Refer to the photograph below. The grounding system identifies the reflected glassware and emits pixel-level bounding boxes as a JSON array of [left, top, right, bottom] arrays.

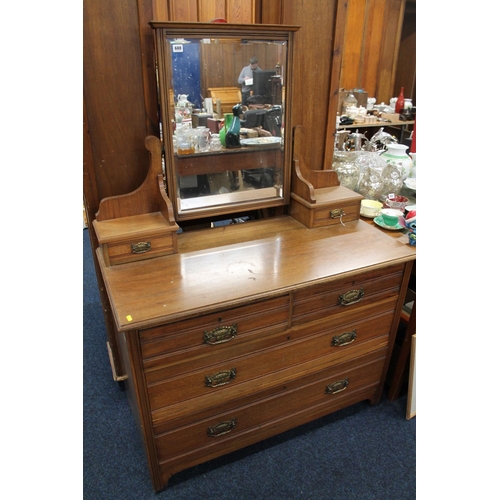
[[357, 167, 384, 200], [381, 160, 403, 197], [175, 124, 195, 155], [210, 134, 222, 151], [196, 126, 210, 153]]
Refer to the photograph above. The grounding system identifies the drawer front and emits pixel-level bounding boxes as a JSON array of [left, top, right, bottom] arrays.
[[105, 233, 176, 266], [154, 349, 386, 463], [140, 295, 290, 363], [292, 264, 405, 325], [146, 303, 394, 412], [311, 201, 360, 228]]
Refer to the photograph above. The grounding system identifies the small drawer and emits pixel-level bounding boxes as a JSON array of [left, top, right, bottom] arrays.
[[309, 200, 361, 228], [292, 264, 405, 325], [290, 186, 363, 228], [103, 232, 177, 266], [93, 212, 179, 266], [154, 349, 386, 463]]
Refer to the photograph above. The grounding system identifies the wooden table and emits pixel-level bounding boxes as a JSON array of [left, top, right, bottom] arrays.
[[175, 143, 283, 176]]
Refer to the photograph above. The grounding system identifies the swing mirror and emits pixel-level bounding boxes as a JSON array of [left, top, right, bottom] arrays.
[[150, 21, 299, 221]]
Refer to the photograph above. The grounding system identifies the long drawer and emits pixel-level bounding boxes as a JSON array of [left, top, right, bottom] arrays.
[[155, 349, 386, 478], [146, 299, 395, 415], [143, 295, 397, 384]]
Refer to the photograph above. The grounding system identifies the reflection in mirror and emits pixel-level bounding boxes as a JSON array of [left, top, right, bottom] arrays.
[[151, 23, 299, 221], [172, 38, 286, 214]]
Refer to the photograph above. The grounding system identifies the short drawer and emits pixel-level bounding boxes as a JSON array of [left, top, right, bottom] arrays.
[[154, 349, 386, 463], [309, 200, 361, 228], [104, 232, 176, 266], [290, 186, 363, 229], [146, 304, 394, 412], [292, 263, 405, 325], [93, 212, 179, 266], [140, 295, 290, 365]]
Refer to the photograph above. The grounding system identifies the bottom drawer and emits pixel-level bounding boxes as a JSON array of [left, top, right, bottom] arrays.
[[155, 348, 386, 466]]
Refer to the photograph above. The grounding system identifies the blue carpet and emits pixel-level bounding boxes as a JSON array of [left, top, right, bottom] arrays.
[[83, 228, 416, 499]]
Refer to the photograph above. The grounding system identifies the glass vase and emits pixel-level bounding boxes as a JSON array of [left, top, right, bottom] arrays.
[[357, 167, 384, 200]]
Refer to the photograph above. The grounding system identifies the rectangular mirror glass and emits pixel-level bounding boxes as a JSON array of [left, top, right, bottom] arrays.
[[150, 22, 299, 221]]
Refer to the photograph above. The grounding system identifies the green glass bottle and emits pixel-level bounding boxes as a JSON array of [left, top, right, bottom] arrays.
[[219, 113, 233, 148], [225, 104, 242, 148]]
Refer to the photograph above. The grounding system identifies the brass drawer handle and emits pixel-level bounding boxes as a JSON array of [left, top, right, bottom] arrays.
[[325, 378, 349, 395], [205, 368, 237, 388], [131, 241, 151, 254], [203, 324, 237, 345], [338, 288, 364, 306], [207, 418, 237, 437], [331, 329, 357, 347], [330, 208, 346, 226]]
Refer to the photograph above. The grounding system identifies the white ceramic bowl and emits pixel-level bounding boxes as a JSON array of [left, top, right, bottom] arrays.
[[360, 199, 383, 217], [404, 178, 416, 190]]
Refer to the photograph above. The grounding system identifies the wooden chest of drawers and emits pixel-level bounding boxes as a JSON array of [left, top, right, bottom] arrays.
[[98, 216, 415, 492]]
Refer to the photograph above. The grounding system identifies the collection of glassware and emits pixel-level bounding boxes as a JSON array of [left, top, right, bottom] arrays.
[[332, 128, 416, 202]]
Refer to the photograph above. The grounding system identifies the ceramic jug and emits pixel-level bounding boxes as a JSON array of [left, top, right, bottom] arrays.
[[380, 144, 412, 180], [177, 94, 189, 106]]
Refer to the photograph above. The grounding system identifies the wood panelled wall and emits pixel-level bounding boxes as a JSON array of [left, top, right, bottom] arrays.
[[199, 42, 286, 95], [83, 0, 412, 378]]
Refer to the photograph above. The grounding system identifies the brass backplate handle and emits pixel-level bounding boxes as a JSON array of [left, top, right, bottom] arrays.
[[331, 329, 357, 347], [325, 378, 349, 395], [205, 368, 237, 388], [330, 208, 346, 226], [207, 418, 237, 437], [203, 324, 237, 345], [131, 241, 151, 254], [338, 288, 364, 306]]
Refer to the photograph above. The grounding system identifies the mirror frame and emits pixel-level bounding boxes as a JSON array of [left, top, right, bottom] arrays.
[[150, 21, 300, 222]]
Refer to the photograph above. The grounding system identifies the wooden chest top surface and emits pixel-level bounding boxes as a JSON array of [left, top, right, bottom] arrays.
[[96, 216, 415, 331]]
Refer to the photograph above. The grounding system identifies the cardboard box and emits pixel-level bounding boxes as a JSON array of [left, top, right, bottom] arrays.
[[381, 113, 400, 122], [206, 117, 222, 134]]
